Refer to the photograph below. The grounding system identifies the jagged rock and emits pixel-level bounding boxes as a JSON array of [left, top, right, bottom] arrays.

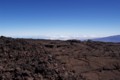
[[0, 37, 120, 80]]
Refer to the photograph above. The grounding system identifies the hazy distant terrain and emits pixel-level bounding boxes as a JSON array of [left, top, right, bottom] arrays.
[[0, 36, 120, 80], [92, 35, 120, 42]]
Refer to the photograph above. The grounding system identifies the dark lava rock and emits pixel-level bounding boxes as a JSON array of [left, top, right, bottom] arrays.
[[0, 36, 120, 80]]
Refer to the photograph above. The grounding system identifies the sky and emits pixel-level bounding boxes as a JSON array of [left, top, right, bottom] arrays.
[[0, 0, 120, 39]]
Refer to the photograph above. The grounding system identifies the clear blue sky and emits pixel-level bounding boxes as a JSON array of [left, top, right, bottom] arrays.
[[0, 0, 120, 39]]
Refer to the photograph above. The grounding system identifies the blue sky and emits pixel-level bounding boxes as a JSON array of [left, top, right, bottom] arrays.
[[0, 0, 120, 39]]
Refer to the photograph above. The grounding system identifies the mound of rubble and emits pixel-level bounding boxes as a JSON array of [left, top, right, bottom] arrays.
[[0, 36, 120, 80]]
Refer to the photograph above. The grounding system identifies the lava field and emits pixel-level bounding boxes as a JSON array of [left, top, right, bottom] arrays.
[[0, 36, 120, 80]]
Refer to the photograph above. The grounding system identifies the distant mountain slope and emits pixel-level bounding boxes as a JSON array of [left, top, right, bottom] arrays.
[[92, 35, 120, 42]]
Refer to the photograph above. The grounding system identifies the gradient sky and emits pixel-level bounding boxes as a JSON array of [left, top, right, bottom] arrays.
[[0, 0, 120, 39]]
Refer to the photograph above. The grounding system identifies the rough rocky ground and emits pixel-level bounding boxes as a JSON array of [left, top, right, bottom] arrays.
[[0, 36, 120, 80]]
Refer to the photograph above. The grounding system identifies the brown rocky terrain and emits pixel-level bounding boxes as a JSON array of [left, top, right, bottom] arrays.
[[0, 36, 120, 80]]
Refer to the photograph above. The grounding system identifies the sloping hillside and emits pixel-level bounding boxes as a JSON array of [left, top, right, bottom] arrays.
[[92, 35, 120, 42], [0, 36, 120, 80]]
